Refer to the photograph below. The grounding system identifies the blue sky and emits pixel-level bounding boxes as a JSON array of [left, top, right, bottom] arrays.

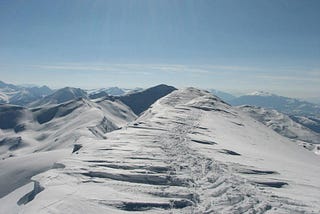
[[0, 0, 319, 98]]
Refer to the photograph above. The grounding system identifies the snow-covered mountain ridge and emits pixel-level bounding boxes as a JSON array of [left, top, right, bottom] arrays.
[[0, 81, 52, 106], [3, 88, 319, 213], [238, 105, 320, 154]]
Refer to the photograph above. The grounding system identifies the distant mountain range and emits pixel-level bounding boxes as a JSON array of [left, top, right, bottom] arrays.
[[0, 83, 176, 159], [0, 81, 52, 106], [28, 87, 88, 107], [207, 89, 320, 118], [239, 105, 320, 154], [1, 80, 319, 119], [87, 87, 126, 97], [0, 81, 320, 213], [229, 91, 320, 117], [207, 89, 236, 102]]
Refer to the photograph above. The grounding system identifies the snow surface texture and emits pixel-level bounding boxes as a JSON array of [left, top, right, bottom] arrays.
[[3, 88, 319, 213]]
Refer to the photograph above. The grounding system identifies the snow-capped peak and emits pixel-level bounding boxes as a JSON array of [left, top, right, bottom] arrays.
[[247, 91, 275, 96]]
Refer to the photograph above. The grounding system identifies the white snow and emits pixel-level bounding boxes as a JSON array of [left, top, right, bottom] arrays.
[[0, 98, 136, 158], [2, 88, 318, 213], [238, 105, 320, 154], [0, 92, 9, 103], [0, 149, 69, 198], [0, 97, 136, 207], [247, 91, 275, 96], [0, 182, 34, 213]]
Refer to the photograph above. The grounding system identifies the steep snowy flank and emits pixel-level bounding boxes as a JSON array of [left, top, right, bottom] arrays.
[[0, 98, 136, 158], [238, 105, 320, 154], [289, 115, 320, 134], [6, 88, 319, 213], [117, 84, 176, 115], [0, 98, 136, 199]]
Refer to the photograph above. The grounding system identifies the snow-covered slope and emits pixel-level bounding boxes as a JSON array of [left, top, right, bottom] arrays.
[[0, 98, 136, 199], [0, 98, 136, 157], [0, 92, 9, 103], [238, 105, 320, 154], [290, 115, 320, 134], [5, 88, 319, 213]]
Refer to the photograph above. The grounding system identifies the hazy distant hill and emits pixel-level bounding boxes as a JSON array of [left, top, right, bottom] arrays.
[[208, 89, 236, 102]]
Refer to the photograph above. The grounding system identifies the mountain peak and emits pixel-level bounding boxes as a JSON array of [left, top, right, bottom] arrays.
[[28, 87, 87, 107], [247, 91, 275, 96], [118, 84, 176, 115]]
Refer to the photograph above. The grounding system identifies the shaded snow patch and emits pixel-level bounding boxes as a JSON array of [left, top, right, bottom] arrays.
[[17, 181, 44, 205]]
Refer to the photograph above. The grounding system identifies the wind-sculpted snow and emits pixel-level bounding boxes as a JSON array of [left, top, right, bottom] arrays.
[[5, 88, 319, 213]]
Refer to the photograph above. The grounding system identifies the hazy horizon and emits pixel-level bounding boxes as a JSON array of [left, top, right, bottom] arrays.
[[3, 79, 320, 105]]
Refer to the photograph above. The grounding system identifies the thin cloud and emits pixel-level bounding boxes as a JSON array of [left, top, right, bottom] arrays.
[[34, 63, 210, 74], [33, 63, 320, 79]]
